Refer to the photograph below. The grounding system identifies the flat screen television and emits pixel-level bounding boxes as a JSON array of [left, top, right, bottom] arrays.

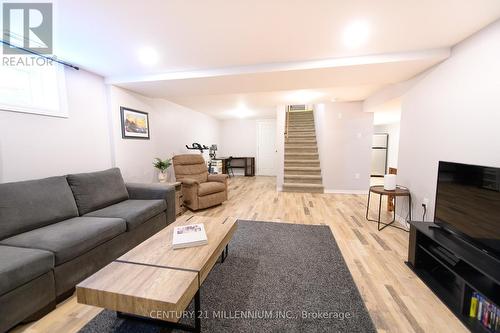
[[435, 161, 500, 259]]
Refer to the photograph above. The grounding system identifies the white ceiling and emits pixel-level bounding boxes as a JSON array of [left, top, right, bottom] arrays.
[[113, 50, 448, 118], [53, 0, 500, 118]]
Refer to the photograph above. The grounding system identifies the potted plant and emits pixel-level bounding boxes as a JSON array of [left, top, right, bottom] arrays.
[[153, 157, 172, 183]]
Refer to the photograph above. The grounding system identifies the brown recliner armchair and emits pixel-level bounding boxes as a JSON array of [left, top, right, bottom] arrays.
[[173, 154, 228, 210]]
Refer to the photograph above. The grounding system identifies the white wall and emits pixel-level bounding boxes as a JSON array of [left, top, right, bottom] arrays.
[[108, 86, 156, 182], [151, 97, 220, 180], [0, 68, 112, 182], [0, 72, 221, 184], [219, 119, 257, 158], [363, 72, 431, 113], [374, 122, 400, 169], [314, 102, 373, 193], [218, 118, 277, 176], [108, 86, 220, 182], [397, 20, 500, 222]]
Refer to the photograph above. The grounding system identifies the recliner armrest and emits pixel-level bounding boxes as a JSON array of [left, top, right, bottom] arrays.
[[125, 183, 176, 223], [179, 178, 200, 186], [207, 174, 228, 183]]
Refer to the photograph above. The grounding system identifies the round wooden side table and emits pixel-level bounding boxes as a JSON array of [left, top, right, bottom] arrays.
[[366, 185, 412, 231]]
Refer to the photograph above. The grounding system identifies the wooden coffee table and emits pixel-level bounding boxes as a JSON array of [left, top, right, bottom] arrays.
[[76, 215, 237, 332]]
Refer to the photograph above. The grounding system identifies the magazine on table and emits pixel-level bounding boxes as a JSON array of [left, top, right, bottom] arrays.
[[172, 223, 208, 249]]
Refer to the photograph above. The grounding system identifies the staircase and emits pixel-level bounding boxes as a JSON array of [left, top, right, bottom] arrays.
[[283, 110, 324, 193]]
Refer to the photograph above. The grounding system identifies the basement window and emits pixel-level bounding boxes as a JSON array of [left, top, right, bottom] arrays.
[[0, 63, 68, 117]]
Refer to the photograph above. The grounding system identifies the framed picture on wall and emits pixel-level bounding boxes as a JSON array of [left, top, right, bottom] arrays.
[[120, 107, 150, 139]]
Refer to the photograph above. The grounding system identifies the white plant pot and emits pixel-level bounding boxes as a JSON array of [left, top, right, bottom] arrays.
[[158, 171, 167, 183]]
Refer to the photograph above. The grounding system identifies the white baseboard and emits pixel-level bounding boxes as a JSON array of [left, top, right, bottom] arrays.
[[276, 188, 368, 195], [324, 189, 369, 195], [395, 214, 411, 228]]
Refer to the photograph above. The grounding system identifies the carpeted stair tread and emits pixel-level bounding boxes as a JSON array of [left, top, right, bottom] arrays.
[[283, 110, 323, 193], [284, 174, 322, 179], [284, 166, 321, 171]]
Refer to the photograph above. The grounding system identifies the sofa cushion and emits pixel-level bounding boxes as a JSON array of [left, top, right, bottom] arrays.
[[0, 176, 79, 240], [0, 217, 126, 265], [67, 168, 129, 215], [84, 199, 166, 231], [0, 245, 54, 295], [198, 182, 226, 196]]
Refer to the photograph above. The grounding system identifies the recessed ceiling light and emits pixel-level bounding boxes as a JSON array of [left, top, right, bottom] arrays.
[[231, 104, 253, 118], [343, 20, 370, 48], [138, 47, 159, 66]]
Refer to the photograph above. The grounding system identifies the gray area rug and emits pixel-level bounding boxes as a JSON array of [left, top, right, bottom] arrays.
[[79, 220, 375, 332]]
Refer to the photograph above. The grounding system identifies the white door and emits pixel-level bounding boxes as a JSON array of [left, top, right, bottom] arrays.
[[256, 120, 277, 176]]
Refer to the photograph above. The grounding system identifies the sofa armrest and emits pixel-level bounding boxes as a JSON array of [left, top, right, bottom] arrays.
[[207, 174, 228, 183], [125, 183, 176, 223]]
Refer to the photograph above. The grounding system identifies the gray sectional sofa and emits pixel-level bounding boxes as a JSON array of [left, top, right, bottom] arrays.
[[0, 168, 176, 332]]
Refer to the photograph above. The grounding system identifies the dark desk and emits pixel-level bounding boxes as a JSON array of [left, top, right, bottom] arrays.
[[213, 157, 255, 176]]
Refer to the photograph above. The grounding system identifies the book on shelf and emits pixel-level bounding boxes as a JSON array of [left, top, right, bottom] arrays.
[[172, 223, 208, 249], [470, 291, 499, 332], [470, 293, 478, 318]]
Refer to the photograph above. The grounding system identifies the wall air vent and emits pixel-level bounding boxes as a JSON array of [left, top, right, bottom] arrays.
[[289, 105, 306, 111]]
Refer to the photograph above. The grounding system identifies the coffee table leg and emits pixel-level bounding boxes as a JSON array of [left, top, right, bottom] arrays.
[[220, 244, 229, 263], [194, 290, 201, 333], [116, 290, 201, 332]]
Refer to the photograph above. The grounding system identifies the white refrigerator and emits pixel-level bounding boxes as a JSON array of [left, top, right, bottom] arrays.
[[371, 134, 388, 177]]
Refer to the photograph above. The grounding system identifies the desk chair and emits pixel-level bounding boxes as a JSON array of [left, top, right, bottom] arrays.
[[226, 156, 235, 177], [207, 159, 215, 174]]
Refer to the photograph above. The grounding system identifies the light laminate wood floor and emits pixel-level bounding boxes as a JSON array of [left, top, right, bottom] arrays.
[[13, 176, 467, 333]]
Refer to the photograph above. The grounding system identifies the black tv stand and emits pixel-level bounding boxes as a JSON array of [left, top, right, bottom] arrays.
[[427, 223, 453, 234], [407, 221, 500, 333]]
